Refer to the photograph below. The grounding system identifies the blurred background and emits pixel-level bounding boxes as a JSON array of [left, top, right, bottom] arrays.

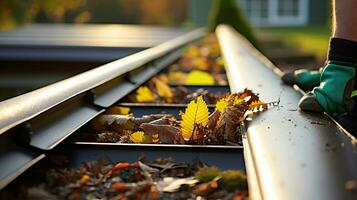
[[0, 0, 330, 100]]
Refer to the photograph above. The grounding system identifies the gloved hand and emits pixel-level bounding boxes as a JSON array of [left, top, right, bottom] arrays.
[[299, 62, 356, 114], [282, 68, 321, 91]]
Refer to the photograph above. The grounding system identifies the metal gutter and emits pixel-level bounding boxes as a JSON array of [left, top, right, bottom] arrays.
[[0, 24, 191, 62], [0, 28, 205, 137], [217, 25, 357, 200], [0, 27, 206, 190]]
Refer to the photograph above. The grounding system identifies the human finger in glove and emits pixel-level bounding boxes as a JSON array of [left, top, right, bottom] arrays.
[[299, 38, 357, 114], [282, 68, 322, 91]]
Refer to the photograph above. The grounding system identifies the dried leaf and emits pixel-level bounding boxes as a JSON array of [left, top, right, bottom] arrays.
[[91, 115, 135, 132], [130, 131, 149, 144], [109, 162, 138, 175], [153, 78, 173, 99], [136, 86, 155, 103], [249, 100, 268, 111], [97, 132, 121, 143], [214, 100, 248, 143], [172, 86, 189, 103], [156, 177, 198, 192], [80, 175, 90, 185], [140, 123, 180, 144], [236, 89, 260, 104], [215, 97, 229, 113], [111, 182, 129, 192], [185, 70, 215, 85], [157, 74, 169, 83], [132, 114, 170, 125], [192, 57, 208, 70], [168, 71, 187, 84], [180, 96, 209, 140], [106, 106, 130, 115], [196, 176, 221, 194], [215, 90, 259, 113], [183, 45, 199, 58], [138, 161, 160, 173], [148, 116, 175, 126]]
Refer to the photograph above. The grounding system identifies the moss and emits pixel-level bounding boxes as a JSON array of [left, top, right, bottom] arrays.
[[208, 0, 260, 50], [219, 170, 247, 191], [194, 167, 220, 183]]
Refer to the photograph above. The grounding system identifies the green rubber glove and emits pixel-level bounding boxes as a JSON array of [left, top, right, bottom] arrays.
[[300, 63, 356, 114], [282, 69, 321, 91], [294, 69, 321, 89]]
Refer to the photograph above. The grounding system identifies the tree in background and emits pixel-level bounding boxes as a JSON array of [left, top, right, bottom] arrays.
[[0, 0, 188, 30], [208, 0, 260, 49], [0, 0, 86, 30]]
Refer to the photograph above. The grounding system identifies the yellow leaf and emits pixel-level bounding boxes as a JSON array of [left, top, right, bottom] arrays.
[[183, 45, 199, 58], [215, 97, 228, 113], [152, 133, 159, 143], [185, 70, 215, 85], [80, 175, 90, 185], [192, 57, 208, 70], [234, 96, 246, 105], [136, 86, 155, 103], [209, 43, 221, 56], [168, 71, 187, 84], [106, 106, 130, 115], [216, 57, 224, 69], [215, 94, 247, 113], [153, 78, 173, 98], [130, 131, 147, 144], [157, 74, 169, 83], [249, 100, 269, 111], [180, 96, 209, 140]]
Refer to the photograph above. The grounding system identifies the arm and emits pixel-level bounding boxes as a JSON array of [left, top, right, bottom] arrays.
[[333, 0, 357, 41]]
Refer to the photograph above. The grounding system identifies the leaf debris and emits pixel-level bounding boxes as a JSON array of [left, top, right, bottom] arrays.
[[86, 89, 273, 145]]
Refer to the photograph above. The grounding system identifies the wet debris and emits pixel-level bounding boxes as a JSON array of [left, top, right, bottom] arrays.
[[310, 121, 326, 125], [1, 157, 249, 200]]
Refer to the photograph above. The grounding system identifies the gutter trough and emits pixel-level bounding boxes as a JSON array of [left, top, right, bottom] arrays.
[[217, 24, 357, 200]]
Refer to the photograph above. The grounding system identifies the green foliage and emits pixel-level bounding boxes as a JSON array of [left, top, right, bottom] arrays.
[[260, 26, 330, 61], [195, 167, 248, 191], [208, 0, 260, 50], [195, 167, 220, 183], [0, 0, 188, 30], [0, 0, 86, 30], [219, 170, 247, 191], [351, 90, 357, 98]]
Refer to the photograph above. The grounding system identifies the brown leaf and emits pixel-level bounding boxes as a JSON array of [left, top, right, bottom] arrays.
[[106, 106, 130, 115], [132, 114, 170, 125], [91, 115, 136, 132], [97, 132, 121, 143], [148, 116, 175, 126], [111, 182, 129, 192], [79, 175, 90, 185], [196, 177, 220, 195], [140, 123, 180, 144], [214, 99, 248, 143], [237, 89, 259, 104], [207, 110, 221, 130], [172, 86, 188, 103], [138, 161, 160, 173], [109, 162, 138, 175]]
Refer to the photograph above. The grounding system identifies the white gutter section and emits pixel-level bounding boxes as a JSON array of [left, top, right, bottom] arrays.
[[217, 24, 357, 200]]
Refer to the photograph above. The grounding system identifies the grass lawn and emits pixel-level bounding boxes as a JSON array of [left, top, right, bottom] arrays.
[[259, 26, 331, 61]]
